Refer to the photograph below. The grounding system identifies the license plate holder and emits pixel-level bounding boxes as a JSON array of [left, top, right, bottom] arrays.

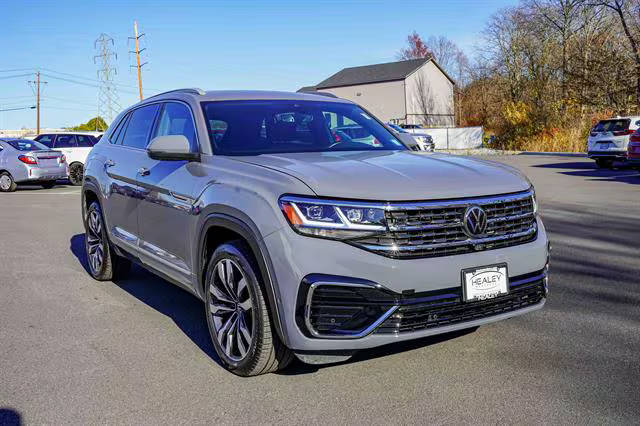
[[461, 263, 509, 303]]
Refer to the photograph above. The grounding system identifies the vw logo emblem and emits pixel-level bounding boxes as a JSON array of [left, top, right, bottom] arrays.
[[463, 205, 488, 237]]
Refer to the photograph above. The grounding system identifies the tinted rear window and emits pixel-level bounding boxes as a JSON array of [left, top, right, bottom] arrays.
[[593, 119, 630, 132], [5, 140, 49, 151]]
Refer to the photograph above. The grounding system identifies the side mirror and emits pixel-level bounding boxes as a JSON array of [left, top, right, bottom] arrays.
[[147, 135, 200, 161]]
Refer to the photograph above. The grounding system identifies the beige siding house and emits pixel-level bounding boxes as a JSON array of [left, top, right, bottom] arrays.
[[298, 58, 455, 127]]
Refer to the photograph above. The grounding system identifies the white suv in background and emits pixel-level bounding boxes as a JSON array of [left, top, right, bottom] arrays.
[[34, 132, 99, 185], [587, 116, 640, 168]]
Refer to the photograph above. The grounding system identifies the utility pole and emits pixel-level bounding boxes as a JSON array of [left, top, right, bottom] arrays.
[[94, 33, 120, 126], [28, 71, 47, 134], [129, 20, 147, 101]]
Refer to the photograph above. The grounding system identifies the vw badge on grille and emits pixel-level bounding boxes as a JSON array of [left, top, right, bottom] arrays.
[[463, 205, 488, 237]]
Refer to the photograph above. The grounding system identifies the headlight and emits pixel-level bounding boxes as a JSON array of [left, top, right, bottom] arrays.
[[279, 196, 387, 240], [531, 188, 538, 216]]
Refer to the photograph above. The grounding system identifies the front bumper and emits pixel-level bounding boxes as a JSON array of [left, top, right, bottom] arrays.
[[265, 217, 549, 351]]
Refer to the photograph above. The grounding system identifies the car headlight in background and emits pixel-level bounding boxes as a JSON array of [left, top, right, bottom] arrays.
[[279, 196, 386, 240]]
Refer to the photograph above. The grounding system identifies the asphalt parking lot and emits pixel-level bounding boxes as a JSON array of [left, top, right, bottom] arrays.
[[1, 155, 639, 425]]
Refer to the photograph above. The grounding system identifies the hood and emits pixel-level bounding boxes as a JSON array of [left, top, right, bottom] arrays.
[[232, 150, 531, 201]]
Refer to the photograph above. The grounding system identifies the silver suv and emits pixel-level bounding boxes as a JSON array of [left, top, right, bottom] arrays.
[[82, 89, 549, 376]]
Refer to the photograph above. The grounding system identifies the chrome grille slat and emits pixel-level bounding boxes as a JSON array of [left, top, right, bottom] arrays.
[[351, 190, 537, 259]]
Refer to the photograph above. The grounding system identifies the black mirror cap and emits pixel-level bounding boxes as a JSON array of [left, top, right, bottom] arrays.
[[147, 149, 200, 162]]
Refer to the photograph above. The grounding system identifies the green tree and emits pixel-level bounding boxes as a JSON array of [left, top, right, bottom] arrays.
[[69, 116, 108, 132]]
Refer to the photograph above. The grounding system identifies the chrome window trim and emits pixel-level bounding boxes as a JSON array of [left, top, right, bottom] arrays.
[[305, 281, 398, 339]]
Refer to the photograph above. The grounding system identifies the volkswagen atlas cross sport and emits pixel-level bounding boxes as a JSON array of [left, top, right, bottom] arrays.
[[81, 89, 549, 376]]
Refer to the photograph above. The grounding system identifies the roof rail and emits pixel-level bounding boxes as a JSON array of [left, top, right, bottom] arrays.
[[145, 88, 206, 100], [313, 91, 339, 98]]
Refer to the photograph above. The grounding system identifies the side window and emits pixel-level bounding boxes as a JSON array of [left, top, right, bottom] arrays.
[[112, 114, 131, 145], [152, 102, 197, 150], [121, 104, 160, 149], [35, 135, 53, 148], [76, 135, 96, 147], [54, 135, 77, 148]]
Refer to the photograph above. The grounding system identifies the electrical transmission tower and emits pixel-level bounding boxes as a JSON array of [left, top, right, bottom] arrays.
[[94, 33, 120, 126]]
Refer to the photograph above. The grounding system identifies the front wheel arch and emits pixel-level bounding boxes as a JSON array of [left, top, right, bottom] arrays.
[[196, 213, 289, 348]]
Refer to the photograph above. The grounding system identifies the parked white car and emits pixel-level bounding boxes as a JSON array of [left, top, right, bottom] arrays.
[[587, 116, 640, 168], [391, 123, 435, 151], [33, 132, 99, 185]]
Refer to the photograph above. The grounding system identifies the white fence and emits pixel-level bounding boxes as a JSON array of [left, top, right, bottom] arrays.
[[421, 126, 483, 150]]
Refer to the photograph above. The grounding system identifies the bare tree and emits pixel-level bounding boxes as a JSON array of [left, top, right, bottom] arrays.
[[593, 0, 640, 104]]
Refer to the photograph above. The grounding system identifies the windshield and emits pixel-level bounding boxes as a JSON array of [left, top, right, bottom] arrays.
[[5, 139, 49, 151], [202, 100, 406, 155]]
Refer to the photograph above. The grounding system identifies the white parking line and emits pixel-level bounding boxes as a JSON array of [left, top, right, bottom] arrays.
[[7, 189, 81, 195]]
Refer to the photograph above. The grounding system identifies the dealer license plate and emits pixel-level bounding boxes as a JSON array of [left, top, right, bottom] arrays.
[[462, 264, 508, 302]]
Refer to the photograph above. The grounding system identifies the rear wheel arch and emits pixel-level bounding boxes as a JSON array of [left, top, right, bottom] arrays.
[[197, 213, 289, 347]]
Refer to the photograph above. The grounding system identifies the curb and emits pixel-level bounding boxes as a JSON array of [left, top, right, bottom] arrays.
[[517, 152, 587, 157]]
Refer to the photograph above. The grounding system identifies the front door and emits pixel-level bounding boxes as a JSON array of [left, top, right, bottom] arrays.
[[136, 102, 199, 286], [103, 103, 160, 254]]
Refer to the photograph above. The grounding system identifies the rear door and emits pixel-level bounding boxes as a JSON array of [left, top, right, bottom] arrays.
[[101, 104, 161, 253], [136, 101, 199, 285], [52, 134, 81, 164]]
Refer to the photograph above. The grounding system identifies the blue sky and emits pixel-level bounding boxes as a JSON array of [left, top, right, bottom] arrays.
[[0, 0, 515, 130]]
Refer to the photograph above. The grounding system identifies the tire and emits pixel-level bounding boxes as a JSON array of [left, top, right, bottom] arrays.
[[0, 172, 17, 192], [41, 181, 56, 189], [84, 201, 130, 281], [204, 240, 293, 376], [69, 163, 84, 186]]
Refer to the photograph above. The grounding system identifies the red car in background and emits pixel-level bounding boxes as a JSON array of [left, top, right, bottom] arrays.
[[627, 130, 640, 169]]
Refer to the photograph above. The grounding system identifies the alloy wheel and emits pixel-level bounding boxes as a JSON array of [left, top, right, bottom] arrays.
[[86, 209, 105, 274], [70, 164, 83, 186], [209, 258, 254, 362], [0, 175, 12, 191]]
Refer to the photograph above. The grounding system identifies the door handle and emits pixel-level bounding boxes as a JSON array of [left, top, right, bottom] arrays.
[[138, 167, 150, 176]]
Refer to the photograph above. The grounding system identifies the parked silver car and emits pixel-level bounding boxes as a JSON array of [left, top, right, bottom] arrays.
[[82, 89, 549, 376], [0, 138, 68, 192]]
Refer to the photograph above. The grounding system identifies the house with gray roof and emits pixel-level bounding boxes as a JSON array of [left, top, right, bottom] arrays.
[[298, 58, 455, 127]]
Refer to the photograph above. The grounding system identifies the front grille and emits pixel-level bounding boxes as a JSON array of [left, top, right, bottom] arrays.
[[352, 190, 537, 259], [375, 275, 546, 334]]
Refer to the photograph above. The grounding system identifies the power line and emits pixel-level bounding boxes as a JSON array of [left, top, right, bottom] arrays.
[[0, 106, 36, 112], [41, 95, 97, 107], [39, 67, 158, 91], [0, 73, 32, 80], [0, 68, 35, 73]]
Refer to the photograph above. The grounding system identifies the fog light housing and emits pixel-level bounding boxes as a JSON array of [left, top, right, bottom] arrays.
[[302, 281, 397, 339]]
